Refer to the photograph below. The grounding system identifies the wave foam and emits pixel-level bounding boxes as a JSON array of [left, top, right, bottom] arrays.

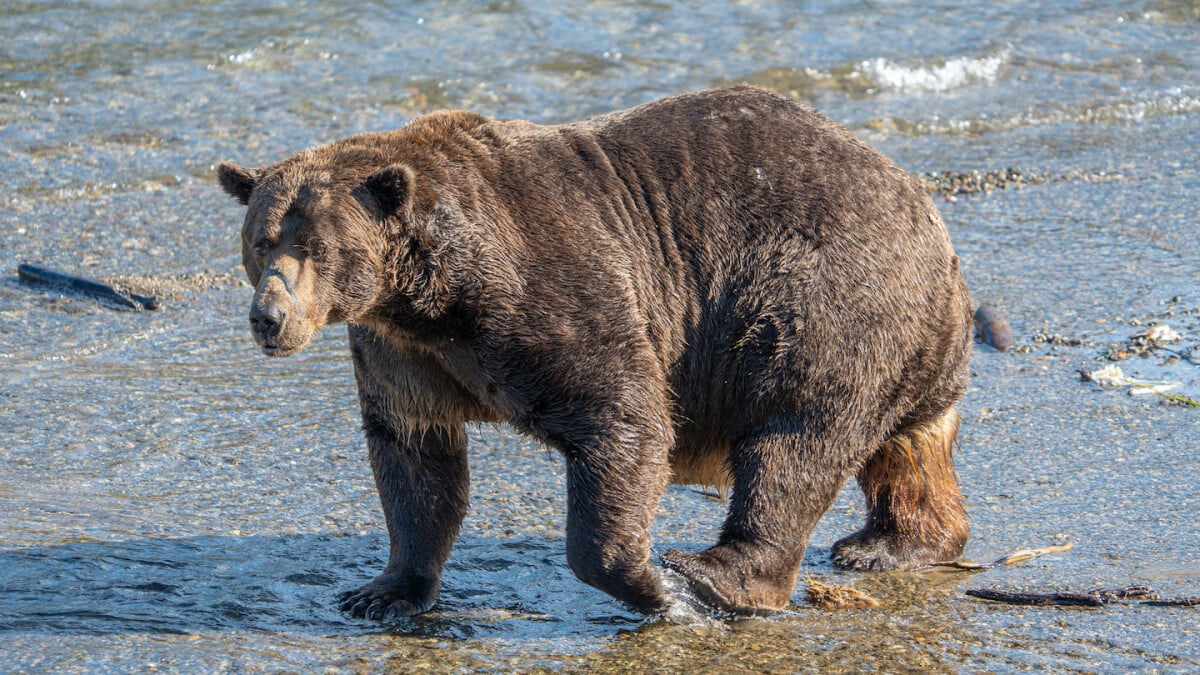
[[856, 50, 1010, 93]]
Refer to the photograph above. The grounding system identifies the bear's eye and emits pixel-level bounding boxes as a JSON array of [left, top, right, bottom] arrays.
[[252, 240, 269, 259], [308, 240, 329, 262]]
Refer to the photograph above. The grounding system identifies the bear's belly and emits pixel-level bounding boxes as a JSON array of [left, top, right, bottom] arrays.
[[668, 431, 732, 491]]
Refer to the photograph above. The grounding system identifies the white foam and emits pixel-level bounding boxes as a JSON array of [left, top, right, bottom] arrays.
[[226, 50, 257, 65], [656, 567, 730, 627], [857, 49, 1010, 93]]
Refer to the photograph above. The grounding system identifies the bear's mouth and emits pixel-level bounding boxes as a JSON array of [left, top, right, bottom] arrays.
[[257, 329, 316, 357], [262, 344, 301, 357]]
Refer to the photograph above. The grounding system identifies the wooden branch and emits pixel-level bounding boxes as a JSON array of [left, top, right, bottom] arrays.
[[964, 585, 1200, 608], [923, 542, 1074, 571], [967, 586, 1154, 607], [1142, 597, 1200, 607], [966, 589, 1106, 606]]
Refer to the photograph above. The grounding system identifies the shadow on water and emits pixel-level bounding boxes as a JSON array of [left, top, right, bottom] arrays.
[[0, 532, 653, 641], [0, 529, 1001, 671]]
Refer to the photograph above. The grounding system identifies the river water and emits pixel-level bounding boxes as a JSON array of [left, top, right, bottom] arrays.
[[2, 1, 1199, 672]]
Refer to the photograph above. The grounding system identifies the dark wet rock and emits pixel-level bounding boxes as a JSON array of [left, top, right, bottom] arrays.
[[974, 304, 1013, 351]]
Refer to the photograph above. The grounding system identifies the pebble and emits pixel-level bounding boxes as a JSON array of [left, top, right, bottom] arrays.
[[919, 167, 1040, 199], [917, 167, 1128, 200]]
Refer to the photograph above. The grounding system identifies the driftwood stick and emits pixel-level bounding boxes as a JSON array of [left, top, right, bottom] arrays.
[[923, 542, 1074, 571], [1142, 597, 1200, 607], [966, 589, 1106, 606], [17, 263, 161, 311], [1093, 586, 1155, 602], [967, 586, 1155, 607]]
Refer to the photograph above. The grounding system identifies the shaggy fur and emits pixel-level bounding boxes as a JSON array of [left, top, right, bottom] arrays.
[[218, 85, 974, 618]]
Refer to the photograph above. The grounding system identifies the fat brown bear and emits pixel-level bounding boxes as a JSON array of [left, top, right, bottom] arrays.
[[218, 85, 974, 619]]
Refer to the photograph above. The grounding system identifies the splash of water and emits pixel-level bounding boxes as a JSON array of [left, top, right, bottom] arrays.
[[856, 49, 1011, 93]]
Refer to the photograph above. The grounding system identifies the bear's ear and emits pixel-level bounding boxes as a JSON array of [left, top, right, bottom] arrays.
[[217, 161, 262, 206], [363, 163, 417, 218]]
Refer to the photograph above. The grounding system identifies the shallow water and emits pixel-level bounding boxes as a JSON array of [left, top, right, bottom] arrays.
[[2, 0, 1199, 671]]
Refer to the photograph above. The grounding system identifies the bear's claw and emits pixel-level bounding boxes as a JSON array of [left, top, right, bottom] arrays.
[[339, 582, 433, 620], [831, 530, 955, 571], [661, 549, 738, 612], [661, 548, 791, 616], [830, 539, 897, 571]]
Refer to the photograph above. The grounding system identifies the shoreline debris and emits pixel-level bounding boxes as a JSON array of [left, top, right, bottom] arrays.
[[804, 576, 881, 610], [966, 586, 1154, 607], [1106, 322, 1186, 362], [923, 543, 1074, 572], [1082, 364, 1199, 406], [967, 586, 1199, 608], [16, 263, 161, 311]]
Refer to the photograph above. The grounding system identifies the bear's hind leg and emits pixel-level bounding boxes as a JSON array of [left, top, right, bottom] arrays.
[[662, 416, 861, 614], [832, 407, 968, 571]]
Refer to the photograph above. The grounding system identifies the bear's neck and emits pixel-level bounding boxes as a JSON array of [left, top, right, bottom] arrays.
[[362, 294, 479, 349]]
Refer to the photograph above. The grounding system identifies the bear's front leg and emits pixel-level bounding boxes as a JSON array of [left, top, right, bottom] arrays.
[[561, 420, 673, 615], [339, 416, 469, 620]]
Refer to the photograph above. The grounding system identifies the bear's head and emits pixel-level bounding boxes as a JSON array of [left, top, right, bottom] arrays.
[[218, 149, 464, 356]]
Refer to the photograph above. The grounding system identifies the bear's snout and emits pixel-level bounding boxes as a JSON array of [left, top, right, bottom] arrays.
[[248, 268, 309, 356], [249, 300, 286, 346]]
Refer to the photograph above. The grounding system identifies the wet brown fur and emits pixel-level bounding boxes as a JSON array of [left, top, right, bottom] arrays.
[[218, 86, 975, 618], [832, 408, 968, 570]]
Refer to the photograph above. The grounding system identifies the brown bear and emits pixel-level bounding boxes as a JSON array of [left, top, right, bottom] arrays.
[[218, 85, 974, 619]]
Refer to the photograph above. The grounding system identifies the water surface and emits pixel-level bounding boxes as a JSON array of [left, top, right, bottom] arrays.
[[2, 0, 1199, 671]]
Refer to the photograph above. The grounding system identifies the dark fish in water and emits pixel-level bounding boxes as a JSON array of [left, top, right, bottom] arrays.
[[17, 263, 161, 311]]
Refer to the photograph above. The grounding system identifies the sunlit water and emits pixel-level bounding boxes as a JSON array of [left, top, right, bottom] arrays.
[[2, 1, 1199, 671]]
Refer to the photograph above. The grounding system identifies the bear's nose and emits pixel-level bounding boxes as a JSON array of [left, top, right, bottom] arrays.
[[249, 302, 286, 341]]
